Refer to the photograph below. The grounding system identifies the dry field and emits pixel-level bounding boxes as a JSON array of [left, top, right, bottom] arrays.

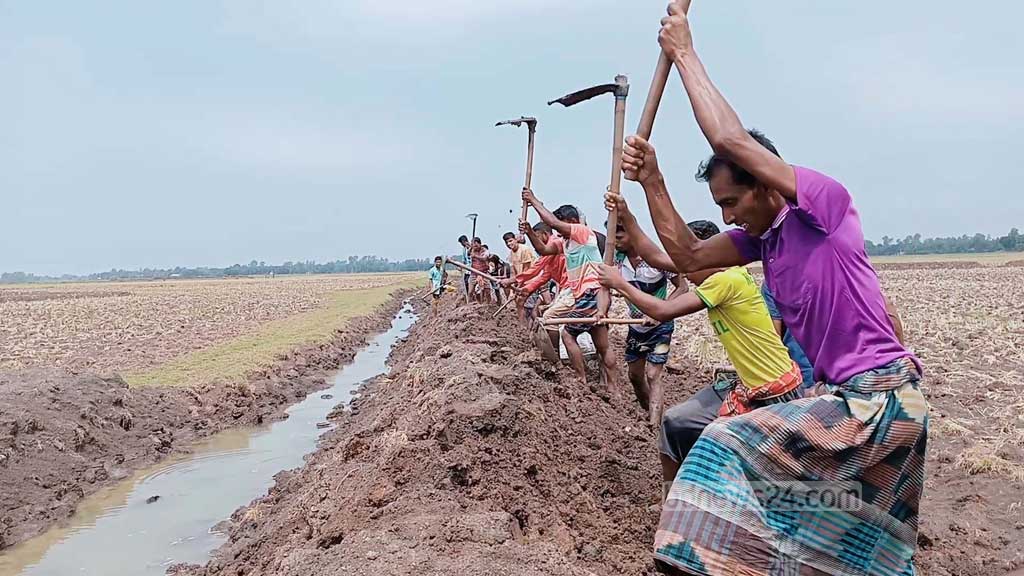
[[0, 274, 419, 385], [668, 266, 1024, 477], [663, 265, 1024, 572], [870, 252, 1023, 266], [166, 263, 1024, 576]]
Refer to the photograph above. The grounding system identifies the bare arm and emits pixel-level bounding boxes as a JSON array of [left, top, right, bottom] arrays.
[[615, 276, 705, 322], [660, 7, 796, 202], [597, 264, 704, 322], [607, 176, 747, 273], [523, 188, 572, 238], [666, 274, 687, 301], [614, 196, 678, 272], [883, 294, 905, 345], [519, 221, 557, 256]]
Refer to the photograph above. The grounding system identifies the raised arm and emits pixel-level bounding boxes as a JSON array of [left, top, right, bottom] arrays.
[[616, 139, 749, 273], [613, 193, 679, 273], [522, 188, 572, 238], [520, 221, 558, 256], [659, 4, 796, 202], [597, 264, 704, 322]]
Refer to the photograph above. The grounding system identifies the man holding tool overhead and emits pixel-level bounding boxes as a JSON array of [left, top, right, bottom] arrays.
[[522, 189, 616, 388], [605, 215, 684, 427], [618, 3, 928, 574]]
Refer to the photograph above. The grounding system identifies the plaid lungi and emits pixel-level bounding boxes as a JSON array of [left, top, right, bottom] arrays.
[[718, 361, 804, 418], [655, 357, 928, 576]]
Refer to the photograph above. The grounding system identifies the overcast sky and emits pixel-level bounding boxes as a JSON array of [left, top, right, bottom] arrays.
[[2, 1, 1021, 275]]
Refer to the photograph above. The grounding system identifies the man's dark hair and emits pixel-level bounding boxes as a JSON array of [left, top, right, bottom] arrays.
[[695, 129, 781, 187], [687, 220, 721, 241], [603, 219, 624, 232], [488, 254, 502, 265], [552, 204, 580, 223], [458, 235, 468, 243], [533, 222, 552, 234], [434, 255, 443, 262], [473, 237, 482, 244], [502, 232, 516, 242]]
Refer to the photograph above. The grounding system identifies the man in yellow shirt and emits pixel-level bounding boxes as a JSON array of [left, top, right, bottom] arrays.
[[503, 231, 537, 324], [598, 219, 802, 493]]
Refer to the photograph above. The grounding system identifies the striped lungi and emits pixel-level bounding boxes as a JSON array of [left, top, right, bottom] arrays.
[[654, 356, 928, 576], [564, 289, 600, 337]]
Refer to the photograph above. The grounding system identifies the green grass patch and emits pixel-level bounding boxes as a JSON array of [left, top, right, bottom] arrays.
[[125, 279, 419, 388]]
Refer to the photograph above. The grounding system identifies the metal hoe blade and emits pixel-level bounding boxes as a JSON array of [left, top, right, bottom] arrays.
[[495, 116, 537, 128], [547, 79, 627, 107]]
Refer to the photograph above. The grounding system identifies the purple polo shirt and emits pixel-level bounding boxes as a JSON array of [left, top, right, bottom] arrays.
[[727, 166, 918, 384]]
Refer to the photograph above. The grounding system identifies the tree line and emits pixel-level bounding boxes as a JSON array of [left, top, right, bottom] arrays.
[[0, 256, 432, 284], [3, 229, 1023, 285], [865, 228, 1023, 256]]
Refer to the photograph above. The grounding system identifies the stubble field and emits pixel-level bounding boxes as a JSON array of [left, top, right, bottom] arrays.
[[0, 274, 420, 385], [165, 261, 1024, 576], [665, 264, 1024, 573], [1, 262, 1022, 573]]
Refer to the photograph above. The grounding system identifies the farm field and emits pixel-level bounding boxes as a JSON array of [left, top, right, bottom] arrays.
[[666, 265, 1024, 573], [0, 273, 420, 385], [2, 262, 1022, 574], [168, 263, 1024, 576], [870, 252, 1024, 266], [0, 273, 420, 552]]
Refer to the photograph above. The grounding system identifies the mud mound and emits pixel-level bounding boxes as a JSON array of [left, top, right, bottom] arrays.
[[172, 298, 678, 576], [1001, 259, 1024, 268], [0, 293, 410, 550]]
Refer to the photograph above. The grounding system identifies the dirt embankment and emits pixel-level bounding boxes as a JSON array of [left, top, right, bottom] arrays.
[[0, 292, 412, 550], [172, 296, 1023, 576], [172, 298, 675, 576]]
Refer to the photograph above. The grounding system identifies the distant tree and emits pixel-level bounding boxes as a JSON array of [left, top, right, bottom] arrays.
[[864, 228, 1022, 256], [999, 228, 1021, 251]]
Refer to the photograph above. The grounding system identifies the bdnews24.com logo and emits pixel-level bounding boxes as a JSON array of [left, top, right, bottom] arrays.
[[750, 481, 864, 511]]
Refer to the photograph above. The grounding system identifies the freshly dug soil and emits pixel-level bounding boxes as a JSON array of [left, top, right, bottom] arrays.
[[171, 296, 1024, 576], [171, 298, 673, 575], [0, 292, 412, 550]]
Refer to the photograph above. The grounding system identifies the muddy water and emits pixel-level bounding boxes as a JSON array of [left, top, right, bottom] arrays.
[[0, 303, 417, 576]]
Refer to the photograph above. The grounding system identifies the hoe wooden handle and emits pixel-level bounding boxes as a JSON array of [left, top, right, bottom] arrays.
[[635, 0, 693, 140], [445, 258, 500, 283], [521, 127, 536, 223], [541, 317, 646, 326]]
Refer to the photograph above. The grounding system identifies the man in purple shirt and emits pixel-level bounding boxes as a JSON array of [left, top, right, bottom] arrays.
[[612, 4, 930, 576]]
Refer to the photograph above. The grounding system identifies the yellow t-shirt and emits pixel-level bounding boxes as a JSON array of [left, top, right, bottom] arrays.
[[509, 244, 537, 276], [694, 267, 793, 388]]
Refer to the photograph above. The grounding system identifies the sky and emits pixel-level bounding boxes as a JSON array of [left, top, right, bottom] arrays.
[[2, 0, 1022, 276]]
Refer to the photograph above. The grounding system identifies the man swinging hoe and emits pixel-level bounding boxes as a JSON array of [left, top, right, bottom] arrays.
[[622, 3, 928, 575]]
